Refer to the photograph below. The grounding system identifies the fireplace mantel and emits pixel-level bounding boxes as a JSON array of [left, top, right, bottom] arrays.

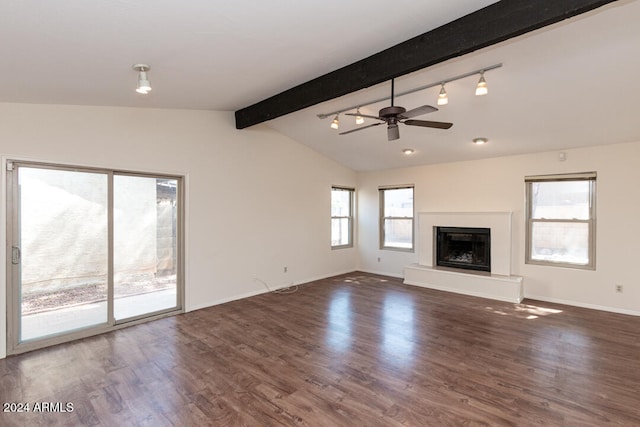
[[404, 211, 523, 303]]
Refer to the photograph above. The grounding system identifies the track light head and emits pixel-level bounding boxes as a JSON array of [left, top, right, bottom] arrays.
[[475, 72, 488, 96], [133, 64, 152, 94], [437, 83, 448, 106], [330, 114, 340, 130]]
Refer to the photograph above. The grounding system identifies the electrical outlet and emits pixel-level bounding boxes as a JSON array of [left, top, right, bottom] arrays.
[[284, 266, 288, 273], [615, 284, 623, 293]]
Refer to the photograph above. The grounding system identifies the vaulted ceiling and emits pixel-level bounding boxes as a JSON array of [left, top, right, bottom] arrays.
[[1, 0, 638, 171]]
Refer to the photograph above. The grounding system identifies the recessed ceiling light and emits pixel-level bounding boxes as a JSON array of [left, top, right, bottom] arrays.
[[402, 148, 415, 155], [472, 137, 488, 145]]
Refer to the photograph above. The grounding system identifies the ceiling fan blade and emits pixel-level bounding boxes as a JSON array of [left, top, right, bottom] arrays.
[[400, 105, 438, 119], [339, 122, 383, 135], [404, 119, 453, 129], [344, 113, 383, 121], [387, 125, 400, 141]]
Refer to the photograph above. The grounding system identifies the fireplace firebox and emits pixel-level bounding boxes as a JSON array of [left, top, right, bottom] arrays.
[[436, 227, 491, 272]]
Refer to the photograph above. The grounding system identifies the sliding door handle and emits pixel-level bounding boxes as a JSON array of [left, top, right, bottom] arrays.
[[11, 246, 20, 264]]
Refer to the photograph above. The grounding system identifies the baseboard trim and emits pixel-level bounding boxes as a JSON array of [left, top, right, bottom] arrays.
[[187, 288, 267, 312], [524, 294, 640, 317], [357, 269, 404, 279], [186, 269, 357, 312]]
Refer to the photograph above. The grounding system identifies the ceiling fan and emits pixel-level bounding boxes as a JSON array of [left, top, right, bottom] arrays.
[[340, 78, 453, 141]]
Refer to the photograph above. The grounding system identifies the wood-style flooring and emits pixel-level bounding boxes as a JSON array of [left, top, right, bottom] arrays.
[[1, 272, 639, 426]]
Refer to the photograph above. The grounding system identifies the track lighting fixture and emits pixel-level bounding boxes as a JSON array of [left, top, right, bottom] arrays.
[[330, 114, 340, 130], [132, 64, 152, 94], [475, 71, 488, 96], [437, 83, 448, 106], [318, 63, 501, 122]]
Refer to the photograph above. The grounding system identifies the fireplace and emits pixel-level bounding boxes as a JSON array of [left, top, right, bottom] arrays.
[[436, 227, 491, 272], [407, 212, 521, 302]]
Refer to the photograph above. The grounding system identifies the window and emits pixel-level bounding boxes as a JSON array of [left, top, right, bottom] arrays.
[[380, 186, 414, 251], [331, 187, 354, 248], [525, 172, 596, 269]]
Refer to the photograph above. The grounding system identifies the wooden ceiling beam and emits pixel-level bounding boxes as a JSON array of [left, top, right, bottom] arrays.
[[235, 0, 618, 129]]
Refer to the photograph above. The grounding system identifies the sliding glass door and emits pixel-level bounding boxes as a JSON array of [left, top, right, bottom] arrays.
[[114, 175, 179, 321], [15, 166, 109, 341], [7, 161, 183, 354]]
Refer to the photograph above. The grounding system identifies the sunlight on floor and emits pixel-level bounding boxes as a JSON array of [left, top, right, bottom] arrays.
[[485, 303, 563, 319], [342, 275, 389, 285]]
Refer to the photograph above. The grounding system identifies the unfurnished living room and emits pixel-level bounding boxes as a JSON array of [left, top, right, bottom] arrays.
[[1, 1, 640, 426]]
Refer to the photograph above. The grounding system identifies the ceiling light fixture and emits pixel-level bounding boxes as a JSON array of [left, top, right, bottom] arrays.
[[475, 71, 488, 96], [132, 64, 152, 94], [317, 63, 501, 120], [355, 107, 365, 125], [473, 137, 488, 145], [330, 114, 340, 130], [437, 83, 448, 106], [402, 148, 415, 155]]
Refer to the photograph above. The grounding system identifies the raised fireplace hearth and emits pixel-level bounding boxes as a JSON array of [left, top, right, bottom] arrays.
[[436, 227, 491, 272], [404, 212, 523, 303]]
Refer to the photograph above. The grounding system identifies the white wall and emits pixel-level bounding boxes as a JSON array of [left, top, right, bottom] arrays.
[[4, 102, 638, 360], [0, 103, 357, 358], [357, 141, 640, 315]]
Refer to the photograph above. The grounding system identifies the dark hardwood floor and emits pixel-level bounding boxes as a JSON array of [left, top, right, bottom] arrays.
[[1, 272, 639, 426]]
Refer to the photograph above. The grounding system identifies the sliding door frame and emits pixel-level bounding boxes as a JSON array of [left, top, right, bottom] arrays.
[[6, 159, 185, 355]]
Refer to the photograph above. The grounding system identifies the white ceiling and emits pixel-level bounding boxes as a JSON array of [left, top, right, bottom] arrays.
[[1, 0, 639, 171]]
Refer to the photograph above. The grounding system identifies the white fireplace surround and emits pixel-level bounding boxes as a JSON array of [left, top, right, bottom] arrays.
[[419, 212, 512, 276], [405, 212, 523, 303]]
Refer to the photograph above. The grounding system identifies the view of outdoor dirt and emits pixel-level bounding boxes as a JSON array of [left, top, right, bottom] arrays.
[[22, 274, 176, 315], [18, 168, 178, 318]]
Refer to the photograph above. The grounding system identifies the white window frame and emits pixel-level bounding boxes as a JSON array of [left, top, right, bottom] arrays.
[[379, 185, 414, 252], [331, 186, 354, 249], [525, 172, 596, 270]]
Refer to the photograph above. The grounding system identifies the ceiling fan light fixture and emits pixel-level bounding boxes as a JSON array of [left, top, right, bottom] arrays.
[[133, 64, 152, 94], [355, 108, 365, 125], [335, 78, 453, 140], [437, 83, 448, 106], [330, 114, 340, 130], [387, 124, 400, 141], [475, 72, 488, 96]]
